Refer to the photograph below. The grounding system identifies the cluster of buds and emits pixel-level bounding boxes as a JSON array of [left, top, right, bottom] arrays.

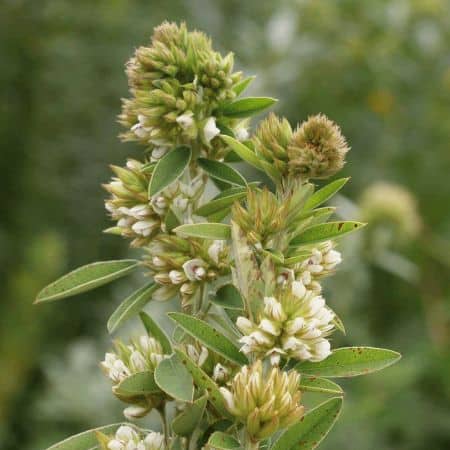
[[359, 181, 421, 241], [231, 188, 289, 250], [104, 160, 204, 247], [283, 241, 342, 293], [119, 22, 245, 159], [101, 336, 167, 418], [97, 425, 165, 450], [237, 280, 335, 365], [220, 361, 304, 441], [184, 342, 233, 385], [145, 235, 229, 308], [253, 113, 350, 181]]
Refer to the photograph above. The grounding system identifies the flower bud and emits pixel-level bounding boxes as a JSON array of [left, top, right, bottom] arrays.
[[287, 114, 350, 179], [220, 361, 304, 440]]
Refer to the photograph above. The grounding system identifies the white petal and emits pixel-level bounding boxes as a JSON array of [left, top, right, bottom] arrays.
[[203, 117, 220, 143]]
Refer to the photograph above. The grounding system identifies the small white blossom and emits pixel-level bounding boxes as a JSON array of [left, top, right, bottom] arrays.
[[151, 146, 169, 161], [176, 111, 195, 129], [123, 405, 149, 420], [169, 270, 185, 284], [207, 240, 225, 264], [131, 219, 158, 237], [203, 116, 220, 143], [182, 258, 207, 281]]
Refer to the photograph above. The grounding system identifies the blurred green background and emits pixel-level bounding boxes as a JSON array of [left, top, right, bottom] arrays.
[[1, 0, 449, 449]]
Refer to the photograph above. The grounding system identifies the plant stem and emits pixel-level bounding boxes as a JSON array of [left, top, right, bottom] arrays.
[[158, 404, 170, 448], [245, 435, 259, 450]]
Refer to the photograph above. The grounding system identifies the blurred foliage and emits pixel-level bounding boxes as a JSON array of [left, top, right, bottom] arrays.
[[0, 0, 449, 449]]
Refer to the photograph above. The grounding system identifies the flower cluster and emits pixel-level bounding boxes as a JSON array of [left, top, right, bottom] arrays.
[[145, 235, 229, 308], [253, 112, 350, 180], [282, 240, 342, 293], [101, 336, 165, 384], [119, 22, 245, 160], [99, 425, 165, 450], [237, 280, 336, 365], [220, 361, 304, 441], [104, 160, 205, 247]]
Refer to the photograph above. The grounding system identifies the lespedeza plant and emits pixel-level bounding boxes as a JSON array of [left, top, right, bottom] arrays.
[[36, 22, 401, 450]]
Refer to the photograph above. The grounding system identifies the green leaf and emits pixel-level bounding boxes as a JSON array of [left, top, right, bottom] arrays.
[[271, 397, 343, 450], [35, 260, 139, 303], [220, 97, 277, 118], [207, 431, 241, 449], [221, 135, 264, 170], [169, 313, 248, 365], [299, 376, 343, 395], [211, 284, 244, 310], [114, 371, 161, 396], [46, 423, 132, 450], [198, 158, 247, 187], [154, 353, 194, 402], [165, 208, 181, 232], [172, 394, 208, 436], [304, 178, 350, 210], [195, 191, 246, 217], [233, 75, 256, 96], [174, 223, 231, 240], [290, 221, 366, 246], [148, 146, 191, 197], [295, 347, 401, 378], [139, 311, 172, 354], [221, 135, 279, 181], [174, 349, 231, 418], [107, 282, 156, 333]]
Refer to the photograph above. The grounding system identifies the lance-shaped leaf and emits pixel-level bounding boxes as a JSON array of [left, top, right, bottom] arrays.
[[139, 311, 172, 354], [195, 191, 247, 217], [299, 376, 343, 395], [221, 135, 263, 170], [220, 97, 277, 118], [211, 284, 244, 310], [46, 423, 135, 450], [169, 312, 248, 365], [107, 282, 156, 333], [114, 371, 161, 396], [172, 394, 208, 436], [304, 178, 350, 210], [154, 353, 194, 402], [221, 135, 280, 181], [35, 260, 140, 303], [198, 158, 247, 187], [271, 397, 343, 450], [295, 347, 401, 378], [233, 75, 256, 96], [207, 431, 241, 449], [174, 223, 231, 240], [148, 146, 191, 197], [290, 221, 366, 246], [174, 349, 231, 418]]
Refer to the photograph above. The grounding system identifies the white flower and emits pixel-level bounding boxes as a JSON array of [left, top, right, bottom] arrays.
[[176, 111, 195, 129], [151, 146, 169, 161], [173, 195, 189, 211], [203, 116, 220, 144], [143, 432, 165, 450], [292, 280, 306, 299], [169, 270, 185, 284], [208, 240, 225, 264], [213, 363, 230, 382], [130, 350, 147, 372], [152, 256, 166, 267], [234, 123, 249, 141], [131, 219, 158, 237], [116, 426, 138, 442], [123, 405, 149, 420], [151, 196, 167, 215], [108, 439, 124, 450], [128, 204, 152, 220], [219, 387, 235, 410], [182, 258, 207, 281]]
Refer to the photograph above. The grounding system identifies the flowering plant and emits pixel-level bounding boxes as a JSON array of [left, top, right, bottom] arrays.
[[36, 22, 400, 450]]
